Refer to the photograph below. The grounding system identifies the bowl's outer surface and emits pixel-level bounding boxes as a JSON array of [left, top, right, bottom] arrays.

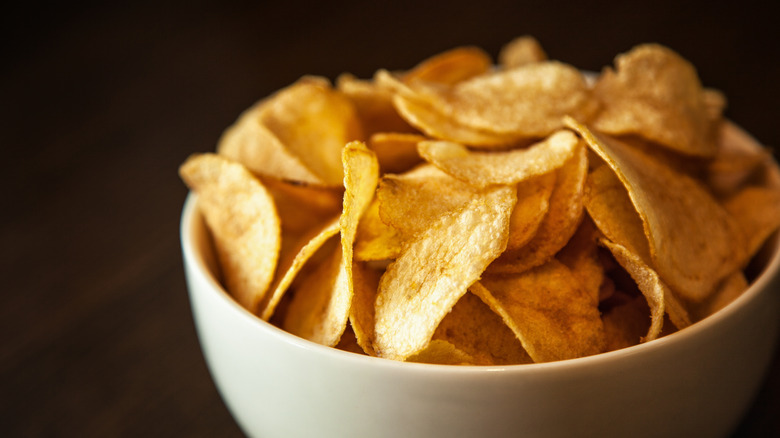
[[181, 193, 780, 438]]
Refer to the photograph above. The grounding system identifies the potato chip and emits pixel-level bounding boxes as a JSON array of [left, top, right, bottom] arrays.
[[406, 340, 476, 365], [488, 141, 587, 274], [367, 132, 425, 174], [498, 35, 547, 69], [260, 218, 340, 320], [600, 290, 651, 351], [592, 44, 722, 157], [566, 117, 746, 302], [405, 61, 597, 138], [259, 176, 343, 235], [417, 130, 580, 188], [432, 292, 532, 365], [281, 142, 379, 345], [504, 173, 556, 252], [180, 153, 281, 313], [599, 239, 682, 341], [283, 243, 348, 345], [722, 186, 780, 262], [473, 259, 606, 363], [377, 164, 483, 239], [348, 261, 383, 356], [375, 69, 524, 147], [220, 77, 362, 187], [688, 271, 748, 322], [373, 185, 516, 361], [706, 122, 774, 197], [218, 104, 323, 184], [336, 73, 416, 135], [353, 197, 403, 262], [584, 164, 652, 263], [556, 217, 605, 305], [403, 46, 492, 86]]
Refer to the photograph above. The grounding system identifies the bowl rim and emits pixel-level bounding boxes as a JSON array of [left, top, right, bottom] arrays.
[[180, 187, 780, 375]]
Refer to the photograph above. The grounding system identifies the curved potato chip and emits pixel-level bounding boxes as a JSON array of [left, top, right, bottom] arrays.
[[556, 217, 605, 305], [504, 173, 556, 252], [218, 104, 323, 184], [377, 164, 482, 239], [584, 164, 652, 262], [220, 77, 362, 187], [473, 259, 606, 363], [688, 271, 748, 322], [417, 130, 580, 188], [488, 141, 587, 274], [432, 292, 532, 365], [600, 291, 651, 351], [599, 239, 669, 341], [354, 197, 404, 261], [375, 70, 523, 147], [368, 132, 425, 174], [348, 261, 383, 356], [410, 61, 597, 137], [592, 44, 722, 157], [336, 73, 416, 135], [259, 176, 343, 235], [722, 186, 780, 262], [281, 142, 379, 345], [373, 185, 517, 361], [403, 46, 492, 86], [179, 153, 281, 313], [260, 218, 340, 320], [566, 117, 746, 302], [498, 35, 547, 68], [406, 340, 476, 365]]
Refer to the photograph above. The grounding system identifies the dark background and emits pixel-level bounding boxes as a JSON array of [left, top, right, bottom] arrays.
[[2, 1, 778, 436]]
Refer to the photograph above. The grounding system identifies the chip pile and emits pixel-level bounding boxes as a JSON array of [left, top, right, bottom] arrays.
[[180, 36, 780, 365]]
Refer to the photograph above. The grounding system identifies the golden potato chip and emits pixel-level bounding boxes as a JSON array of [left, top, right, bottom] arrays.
[[259, 176, 342, 235], [180, 153, 281, 313], [403, 46, 492, 86], [375, 70, 524, 147], [218, 103, 323, 184], [353, 197, 404, 262], [417, 130, 580, 189], [556, 217, 605, 305], [706, 122, 774, 197], [377, 164, 482, 239], [260, 218, 340, 320], [406, 340, 476, 365], [432, 292, 532, 365], [405, 61, 597, 138], [373, 185, 517, 361], [566, 117, 746, 302], [283, 243, 348, 345], [498, 35, 547, 69], [584, 164, 652, 263], [504, 173, 556, 252], [348, 261, 382, 356], [367, 132, 425, 174], [599, 239, 682, 341], [473, 259, 606, 363], [689, 271, 748, 322], [336, 73, 416, 135], [600, 290, 651, 351], [488, 141, 587, 274], [220, 77, 362, 187], [722, 186, 780, 262], [592, 44, 722, 157]]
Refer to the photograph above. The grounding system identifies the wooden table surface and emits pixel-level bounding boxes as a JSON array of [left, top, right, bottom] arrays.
[[2, 1, 778, 436]]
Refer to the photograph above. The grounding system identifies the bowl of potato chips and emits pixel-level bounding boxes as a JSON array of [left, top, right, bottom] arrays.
[[180, 37, 780, 438]]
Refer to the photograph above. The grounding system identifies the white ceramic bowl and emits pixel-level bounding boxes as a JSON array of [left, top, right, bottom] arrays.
[[181, 186, 780, 438]]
